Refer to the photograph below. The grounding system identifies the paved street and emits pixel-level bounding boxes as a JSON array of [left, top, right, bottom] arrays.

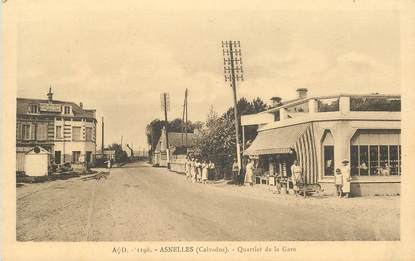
[[17, 162, 399, 241]]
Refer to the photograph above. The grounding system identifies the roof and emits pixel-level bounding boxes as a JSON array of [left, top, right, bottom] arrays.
[[244, 123, 309, 156], [17, 98, 96, 119], [155, 132, 195, 152]]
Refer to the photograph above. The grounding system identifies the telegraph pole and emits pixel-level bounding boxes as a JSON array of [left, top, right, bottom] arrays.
[[101, 117, 105, 152], [181, 88, 189, 147], [161, 92, 170, 167], [222, 40, 244, 169]]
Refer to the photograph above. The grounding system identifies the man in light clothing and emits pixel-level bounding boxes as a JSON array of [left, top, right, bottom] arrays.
[[340, 159, 351, 198], [290, 160, 302, 196]]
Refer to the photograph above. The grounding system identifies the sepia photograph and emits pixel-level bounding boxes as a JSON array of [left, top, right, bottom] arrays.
[[2, 0, 415, 260]]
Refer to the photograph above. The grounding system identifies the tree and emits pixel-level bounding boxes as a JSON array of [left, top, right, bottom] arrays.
[[194, 107, 236, 179], [193, 97, 268, 179], [106, 143, 128, 163]]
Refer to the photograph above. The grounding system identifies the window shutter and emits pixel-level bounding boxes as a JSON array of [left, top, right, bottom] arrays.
[[30, 124, 36, 140], [16, 123, 22, 140]]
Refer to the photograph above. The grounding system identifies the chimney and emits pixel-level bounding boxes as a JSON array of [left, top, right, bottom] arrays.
[[79, 102, 83, 109], [47, 87, 54, 103], [296, 88, 308, 99], [270, 97, 282, 108]]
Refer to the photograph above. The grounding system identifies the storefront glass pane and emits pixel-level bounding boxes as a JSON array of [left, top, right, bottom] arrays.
[[350, 145, 359, 176], [369, 146, 379, 176], [379, 146, 390, 176], [359, 146, 369, 176], [324, 146, 334, 176], [398, 145, 401, 175], [389, 145, 399, 175]]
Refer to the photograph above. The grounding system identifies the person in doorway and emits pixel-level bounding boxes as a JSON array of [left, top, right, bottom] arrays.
[[340, 159, 351, 198], [244, 158, 255, 187], [290, 160, 302, 196], [334, 168, 343, 198], [232, 158, 239, 185]]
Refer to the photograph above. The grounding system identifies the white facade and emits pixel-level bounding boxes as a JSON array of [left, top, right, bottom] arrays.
[[242, 93, 401, 195]]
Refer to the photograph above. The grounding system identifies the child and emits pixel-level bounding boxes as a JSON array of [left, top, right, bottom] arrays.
[[334, 168, 343, 198]]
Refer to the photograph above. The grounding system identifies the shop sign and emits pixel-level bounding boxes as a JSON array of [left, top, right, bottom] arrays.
[[40, 103, 62, 112]]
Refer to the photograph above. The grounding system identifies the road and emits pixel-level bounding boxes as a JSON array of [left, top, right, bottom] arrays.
[[16, 162, 399, 241]]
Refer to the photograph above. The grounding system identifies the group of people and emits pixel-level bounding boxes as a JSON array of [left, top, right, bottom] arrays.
[[291, 159, 352, 198], [184, 157, 216, 184], [334, 159, 351, 198]]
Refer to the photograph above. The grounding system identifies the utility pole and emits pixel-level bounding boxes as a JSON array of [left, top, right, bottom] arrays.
[[161, 92, 170, 167], [181, 88, 189, 148], [222, 40, 244, 169], [121, 136, 123, 147], [101, 117, 104, 152]]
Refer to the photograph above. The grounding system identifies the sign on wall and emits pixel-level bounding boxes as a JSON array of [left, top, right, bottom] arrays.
[[39, 103, 62, 112]]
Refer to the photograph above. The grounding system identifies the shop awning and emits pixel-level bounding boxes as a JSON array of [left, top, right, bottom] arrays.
[[244, 123, 310, 156]]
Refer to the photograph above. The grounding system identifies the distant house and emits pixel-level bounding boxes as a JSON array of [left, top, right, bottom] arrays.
[[16, 88, 97, 174], [153, 127, 195, 167]]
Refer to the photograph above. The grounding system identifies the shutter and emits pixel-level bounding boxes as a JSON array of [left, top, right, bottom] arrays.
[[16, 123, 22, 140], [30, 124, 36, 140]]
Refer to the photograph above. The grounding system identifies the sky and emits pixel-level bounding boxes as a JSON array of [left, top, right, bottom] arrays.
[[16, 1, 401, 150]]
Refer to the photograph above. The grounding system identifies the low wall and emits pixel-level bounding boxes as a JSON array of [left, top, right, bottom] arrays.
[[169, 157, 186, 174]]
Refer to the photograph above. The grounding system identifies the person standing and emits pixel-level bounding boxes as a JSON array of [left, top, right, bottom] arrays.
[[208, 160, 215, 181], [290, 160, 302, 196], [202, 160, 209, 184], [185, 156, 191, 180], [195, 159, 202, 183], [244, 158, 255, 187], [334, 168, 343, 198], [340, 159, 351, 198], [191, 158, 197, 183], [232, 158, 239, 185]]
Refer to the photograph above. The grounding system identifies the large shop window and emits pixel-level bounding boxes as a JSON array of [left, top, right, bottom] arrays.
[[350, 145, 401, 176], [350, 129, 401, 176]]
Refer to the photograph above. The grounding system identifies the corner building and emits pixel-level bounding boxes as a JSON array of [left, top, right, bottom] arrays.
[[242, 89, 401, 196]]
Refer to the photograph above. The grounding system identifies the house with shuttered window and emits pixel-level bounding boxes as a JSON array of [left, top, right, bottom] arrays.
[[16, 88, 97, 173]]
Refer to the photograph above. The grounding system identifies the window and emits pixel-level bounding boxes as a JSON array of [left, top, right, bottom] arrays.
[[85, 127, 93, 141], [72, 151, 81, 163], [323, 146, 334, 176], [85, 151, 92, 163], [350, 145, 401, 176], [36, 124, 48, 140], [55, 151, 61, 164], [56, 126, 62, 139], [28, 104, 39, 114], [359, 146, 369, 176], [64, 106, 71, 114], [22, 124, 31, 140], [72, 126, 81, 141]]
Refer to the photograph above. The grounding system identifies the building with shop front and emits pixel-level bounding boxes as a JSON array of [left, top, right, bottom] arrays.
[[16, 88, 97, 173], [241, 88, 401, 196]]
